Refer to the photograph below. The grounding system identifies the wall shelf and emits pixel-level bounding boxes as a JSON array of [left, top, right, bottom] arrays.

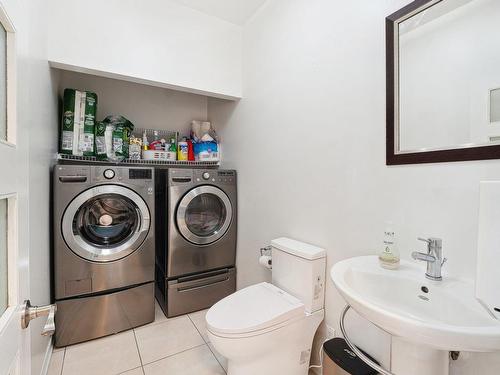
[[50, 62, 241, 101], [57, 153, 219, 168]]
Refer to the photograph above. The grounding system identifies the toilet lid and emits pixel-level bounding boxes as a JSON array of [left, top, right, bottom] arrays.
[[206, 282, 304, 335]]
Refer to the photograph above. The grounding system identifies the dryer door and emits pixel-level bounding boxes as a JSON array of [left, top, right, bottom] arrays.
[[62, 185, 150, 262], [176, 186, 233, 245]]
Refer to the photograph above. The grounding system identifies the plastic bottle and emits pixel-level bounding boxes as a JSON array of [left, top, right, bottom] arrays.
[[142, 130, 149, 151], [177, 139, 188, 161], [169, 137, 177, 152], [379, 222, 400, 269], [187, 140, 195, 161], [149, 130, 163, 150]]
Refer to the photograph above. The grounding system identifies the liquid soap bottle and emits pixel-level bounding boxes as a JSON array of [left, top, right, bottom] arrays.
[[379, 222, 400, 269]]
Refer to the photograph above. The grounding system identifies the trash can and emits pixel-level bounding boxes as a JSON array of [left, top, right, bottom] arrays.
[[322, 338, 379, 375]]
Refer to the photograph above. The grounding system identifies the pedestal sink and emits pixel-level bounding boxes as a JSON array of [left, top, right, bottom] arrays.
[[331, 256, 500, 375]]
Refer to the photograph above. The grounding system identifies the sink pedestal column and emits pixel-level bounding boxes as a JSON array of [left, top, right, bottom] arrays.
[[391, 337, 449, 375]]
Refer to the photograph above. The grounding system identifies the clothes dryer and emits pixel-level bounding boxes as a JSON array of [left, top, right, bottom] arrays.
[[155, 168, 236, 317]]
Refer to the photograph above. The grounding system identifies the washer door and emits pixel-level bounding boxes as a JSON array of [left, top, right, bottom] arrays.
[[62, 185, 150, 262], [176, 186, 233, 245]]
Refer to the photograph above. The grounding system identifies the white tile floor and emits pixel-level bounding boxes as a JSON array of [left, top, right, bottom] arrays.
[[47, 303, 227, 375]]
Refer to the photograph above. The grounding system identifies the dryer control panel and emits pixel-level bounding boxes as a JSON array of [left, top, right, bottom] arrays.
[[169, 169, 236, 186], [193, 170, 236, 185]]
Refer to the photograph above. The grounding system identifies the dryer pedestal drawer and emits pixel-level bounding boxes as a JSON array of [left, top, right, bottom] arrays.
[[164, 268, 236, 318], [54, 282, 154, 347]]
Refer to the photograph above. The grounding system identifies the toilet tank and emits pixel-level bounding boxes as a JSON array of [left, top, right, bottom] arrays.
[[271, 237, 326, 313]]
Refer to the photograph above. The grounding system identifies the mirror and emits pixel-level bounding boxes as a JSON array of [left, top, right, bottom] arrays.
[[386, 0, 500, 164]]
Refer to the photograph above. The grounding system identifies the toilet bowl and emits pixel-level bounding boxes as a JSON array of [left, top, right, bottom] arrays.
[[206, 238, 327, 375], [207, 282, 324, 375]]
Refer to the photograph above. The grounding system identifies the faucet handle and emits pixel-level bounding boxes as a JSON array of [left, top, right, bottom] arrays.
[[417, 237, 433, 253], [418, 237, 442, 248], [418, 237, 432, 244]]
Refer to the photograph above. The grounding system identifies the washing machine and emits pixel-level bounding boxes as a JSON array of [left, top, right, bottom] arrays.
[[53, 164, 155, 347], [155, 168, 236, 317]]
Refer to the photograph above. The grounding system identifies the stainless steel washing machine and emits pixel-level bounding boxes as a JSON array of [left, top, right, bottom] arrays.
[[155, 168, 236, 317], [53, 164, 155, 347]]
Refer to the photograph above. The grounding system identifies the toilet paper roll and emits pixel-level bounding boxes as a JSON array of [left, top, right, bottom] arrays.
[[259, 255, 272, 269]]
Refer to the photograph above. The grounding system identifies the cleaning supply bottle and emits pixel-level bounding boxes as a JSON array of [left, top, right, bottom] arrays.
[[169, 137, 177, 153], [149, 130, 163, 150], [142, 130, 149, 151], [379, 222, 400, 269], [187, 140, 195, 161], [178, 138, 188, 161]]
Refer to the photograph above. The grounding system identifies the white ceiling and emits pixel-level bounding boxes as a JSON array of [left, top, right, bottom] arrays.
[[170, 0, 267, 25]]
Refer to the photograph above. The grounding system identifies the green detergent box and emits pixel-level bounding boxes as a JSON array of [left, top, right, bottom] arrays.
[[60, 88, 98, 156]]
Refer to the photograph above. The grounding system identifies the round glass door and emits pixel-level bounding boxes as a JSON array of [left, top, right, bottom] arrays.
[[62, 185, 150, 262], [176, 186, 232, 245]]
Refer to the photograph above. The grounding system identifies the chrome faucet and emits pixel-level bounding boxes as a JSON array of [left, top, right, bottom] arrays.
[[411, 237, 447, 281]]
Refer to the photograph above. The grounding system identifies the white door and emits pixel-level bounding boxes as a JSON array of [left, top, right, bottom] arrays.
[[0, 3, 30, 375]]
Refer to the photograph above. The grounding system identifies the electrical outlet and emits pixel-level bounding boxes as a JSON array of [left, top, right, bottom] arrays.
[[326, 325, 335, 340]]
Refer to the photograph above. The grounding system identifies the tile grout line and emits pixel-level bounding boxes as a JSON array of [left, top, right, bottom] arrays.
[[205, 342, 227, 374], [141, 343, 207, 368], [132, 329, 145, 368], [187, 314, 209, 344], [137, 314, 181, 330], [187, 313, 226, 374], [59, 348, 66, 375], [116, 366, 143, 375], [58, 312, 212, 375]]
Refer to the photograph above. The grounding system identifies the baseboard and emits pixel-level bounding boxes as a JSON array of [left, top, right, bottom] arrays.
[[40, 339, 53, 375]]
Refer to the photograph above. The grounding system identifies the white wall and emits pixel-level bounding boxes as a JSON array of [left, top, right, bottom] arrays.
[[48, 0, 243, 100], [400, 0, 500, 151], [57, 70, 208, 136], [1, 0, 59, 374], [209, 0, 500, 373]]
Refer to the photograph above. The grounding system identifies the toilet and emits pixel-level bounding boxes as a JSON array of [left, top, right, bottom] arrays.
[[206, 237, 326, 375]]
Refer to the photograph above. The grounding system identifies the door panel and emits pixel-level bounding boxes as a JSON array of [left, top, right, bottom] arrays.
[[176, 186, 232, 245], [0, 198, 7, 315], [0, 3, 29, 375], [61, 185, 150, 262]]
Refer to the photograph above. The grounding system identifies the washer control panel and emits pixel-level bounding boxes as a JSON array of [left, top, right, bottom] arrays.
[[103, 169, 115, 179], [92, 167, 154, 188]]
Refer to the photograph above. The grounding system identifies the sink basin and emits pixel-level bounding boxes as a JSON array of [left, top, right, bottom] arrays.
[[331, 256, 500, 352]]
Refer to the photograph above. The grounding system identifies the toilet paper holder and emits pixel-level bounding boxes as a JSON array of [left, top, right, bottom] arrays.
[[259, 246, 273, 270], [260, 245, 272, 256]]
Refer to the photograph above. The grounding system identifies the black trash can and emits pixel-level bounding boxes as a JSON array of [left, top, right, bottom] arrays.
[[322, 338, 379, 375]]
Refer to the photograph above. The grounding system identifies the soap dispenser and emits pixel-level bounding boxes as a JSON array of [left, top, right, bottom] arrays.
[[379, 222, 400, 269]]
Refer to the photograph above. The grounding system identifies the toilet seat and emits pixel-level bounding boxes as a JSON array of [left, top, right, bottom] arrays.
[[206, 282, 305, 338]]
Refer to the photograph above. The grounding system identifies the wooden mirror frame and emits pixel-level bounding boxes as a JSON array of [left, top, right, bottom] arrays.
[[386, 0, 500, 165]]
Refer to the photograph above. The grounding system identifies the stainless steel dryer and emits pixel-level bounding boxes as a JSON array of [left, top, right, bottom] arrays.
[[155, 168, 236, 317], [53, 164, 155, 347]]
